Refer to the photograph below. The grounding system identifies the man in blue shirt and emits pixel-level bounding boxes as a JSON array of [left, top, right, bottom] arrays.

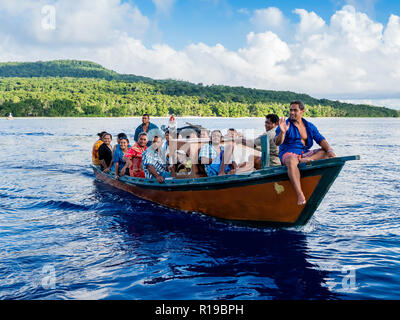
[[134, 113, 161, 147], [275, 101, 336, 206]]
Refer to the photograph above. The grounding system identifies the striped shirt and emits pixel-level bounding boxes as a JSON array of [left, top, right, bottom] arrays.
[[199, 143, 233, 176], [142, 147, 168, 179]]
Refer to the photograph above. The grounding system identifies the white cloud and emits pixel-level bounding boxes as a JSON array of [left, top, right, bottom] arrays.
[[294, 8, 326, 39], [152, 0, 176, 16], [0, 0, 150, 46], [330, 5, 383, 52], [250, 7, 290, 37], [0, 2, 400, 101], [344, 0, 378, 17], [383, 14, 400, 52]]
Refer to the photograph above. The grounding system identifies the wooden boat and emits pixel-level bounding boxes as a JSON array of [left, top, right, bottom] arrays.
[[92, 134, 359, 227]]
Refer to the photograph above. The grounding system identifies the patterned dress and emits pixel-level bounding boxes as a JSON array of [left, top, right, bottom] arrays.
[[124, 143, 147, 178]]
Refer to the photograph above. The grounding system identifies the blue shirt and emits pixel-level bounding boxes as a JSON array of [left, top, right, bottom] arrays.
[[275, 118, 325, 161], [111, 144, 131, 173], [199, 144, 233, 176], [134, 122, 162, 147]]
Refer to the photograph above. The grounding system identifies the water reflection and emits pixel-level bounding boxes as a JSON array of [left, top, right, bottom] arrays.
[[93, 180, 337, 300]]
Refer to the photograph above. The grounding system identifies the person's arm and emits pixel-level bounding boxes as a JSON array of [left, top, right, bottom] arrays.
[[147, 165, 164, 183], [200, 156, 213, 165], [275, 118, 290, 146], [311, 123, 336, 158], [231, 161, 238, 172], [219, 144, 234, 176], [239, 137, 256, 149], [121, 156, 132, 176], [100, 159, 111, 173], [114, 162, 120, 179], [199, 145, 213, 165], [320, 140, 336, 158], [99, 146, 112, 172]]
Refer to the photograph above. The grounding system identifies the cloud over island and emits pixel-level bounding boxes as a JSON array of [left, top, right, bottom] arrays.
[[0, 0, 399, 108]]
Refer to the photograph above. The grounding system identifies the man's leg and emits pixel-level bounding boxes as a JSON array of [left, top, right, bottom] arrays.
[[299, 149, 330, 164], [285, 155, 306, 205]]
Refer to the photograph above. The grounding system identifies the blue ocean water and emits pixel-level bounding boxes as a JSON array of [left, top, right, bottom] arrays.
[[0, 117, 399, 300]]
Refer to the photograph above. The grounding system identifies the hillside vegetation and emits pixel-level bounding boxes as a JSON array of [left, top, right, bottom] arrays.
[[0, 60, 398, 117]]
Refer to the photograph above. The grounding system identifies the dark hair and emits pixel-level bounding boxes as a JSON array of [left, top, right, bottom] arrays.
[[266, 114, 279, 124], [117, 133, 128, 140], [103, 133, 112, 139], [120, 137, 129, 144], [290, 100, 305, 111], [138, 132, 148, 138], [211, 130, 222, 136], [142, 113, 150, 118], [97, 131, 107, 138], [228, 128, 236, 132]]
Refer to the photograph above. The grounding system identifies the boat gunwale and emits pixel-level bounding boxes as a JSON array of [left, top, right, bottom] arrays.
[[92, 155, 360, 190]]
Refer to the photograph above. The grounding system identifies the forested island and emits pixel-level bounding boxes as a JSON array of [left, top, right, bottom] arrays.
[[0, 60, 398, 118]]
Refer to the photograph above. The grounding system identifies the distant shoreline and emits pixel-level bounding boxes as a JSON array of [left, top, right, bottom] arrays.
[[2, 116, 400, 120]]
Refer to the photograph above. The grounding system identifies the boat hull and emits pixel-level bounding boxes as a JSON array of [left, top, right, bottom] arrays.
[[93, 156, 359, 227]]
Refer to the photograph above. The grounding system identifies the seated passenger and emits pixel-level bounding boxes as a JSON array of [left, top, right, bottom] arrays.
[[142, 135, 171, 183], [193, 128, 211, 177], [160, 129, 170, 164], [112, 136, 131, 180], [240, 114, 281, 168], [199, 130, 235, 176], [98, 133, 113, 172], [113, 133, 129, 153], [123, 132, 148, 178], [275, 101, 336, 205], [92, 131, 107, 165], [226, 128, 253, 173], [254, 114, 281, 167]]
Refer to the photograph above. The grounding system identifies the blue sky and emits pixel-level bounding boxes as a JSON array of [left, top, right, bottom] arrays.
[[129, 0, 400, 49], [0, 0, 400, 108]]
